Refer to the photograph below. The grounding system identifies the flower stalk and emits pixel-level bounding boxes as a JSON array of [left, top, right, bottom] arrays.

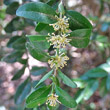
[[46, 11, 71, 106]]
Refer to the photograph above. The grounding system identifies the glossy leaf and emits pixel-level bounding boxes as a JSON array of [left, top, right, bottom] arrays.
[[99, 63, 110, 73], [26, 42, 50, 62], [4, 17, 26, 33], [106, 74, 110, 91], [75, 80, 99, 103], [6, 2, 19, 15], [69, 29, 92, 48], [14, 78, 31, 104], [35, 23, 54, 35], [17, 58, 27, 65], [27, 35, 48, 41], [66, 10, 92, 30], [26, 85, 51, 108], [55, 86, 77, 108], [16, 2, 57, 24], [99, 78, 108, 97], [11, 37, 26, 50], [2, 51, 24, 63], [72, 78, 86, 88], [12, 66, 26, 80], [35, 70, 53, 87], [74, 89, 86, 103], [7, 36, 21, 48], [84, 80, 99, 100], [66, 10, 92, 48], [31, 66, 47, 76], [27, 35, 50, 50], [107, 58, 110, 65], [82, 68, 108, 78], [58, 70, 77, 88]]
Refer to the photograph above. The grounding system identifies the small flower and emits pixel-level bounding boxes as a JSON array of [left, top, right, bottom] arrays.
[[50, 16, 69, 33], [48, 54, 69, 69], [46, 93, 61, 106], [47, 33, 71, 48]]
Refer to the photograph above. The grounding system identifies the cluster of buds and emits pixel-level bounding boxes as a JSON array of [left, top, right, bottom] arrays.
[[47, 15, 70, 70]]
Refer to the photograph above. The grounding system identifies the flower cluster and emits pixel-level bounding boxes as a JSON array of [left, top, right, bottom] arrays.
[[49, 16, 69, 33], [46, 15, 70, 107], [48, 54, 69, 69], [46, 93, 61, 106], [47, 33, 71, 48], [47, 15, 70, 69]]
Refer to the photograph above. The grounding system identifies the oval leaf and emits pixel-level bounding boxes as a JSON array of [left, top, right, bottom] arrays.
[[106, 74, 110, 91], [58, 70, 77, 88], [12, 66, 26, 80], [26, 85, 51, 108], [35, 70, 53, 87], [16, 2, 57, 24], [31, 66, 47, 76], [14, 78, 31, 104], [26, 42, 50, 62], [82, 68, 108, 78], [55, 86, 77, 108], [66, 10, 92, 30], [69, 29, 92, 48]]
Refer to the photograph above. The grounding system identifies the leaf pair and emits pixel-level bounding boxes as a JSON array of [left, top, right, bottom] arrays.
[[16, 2, 93, 49]]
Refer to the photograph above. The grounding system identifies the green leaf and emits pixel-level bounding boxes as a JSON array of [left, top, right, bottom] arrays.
[[31, 66, 47, 76], [17, 58, 27, 65], [4, 17, 26, 33], [26, 42, 50, 62], [82, 68, 108, 78], [35, 23, 48, 32], [58, 70, 77, 88], [99, 78, 108, 97], [16, 2, 57, 24], [35, 70, 53, 87], [72, 78, 86, 88], [75, 80, 99, 103], [11, 66, 26, 80], [7, 36, 21, 48], [107, 57, 110, 65], [55, 86, 77, 108], [83, 80, 99, 100], [27, 35, 50, 50], [11, 37, 26, 50], [27, 35, 48, 41], [4, 0, 19, 5], [2, 51, 24, 63], [69, 29, 92, 48], [106, 74, 110, 91], [46, 0, 59, 11], [66, 10, 92, 30], [58, 1, 65, 14], [6, 2, 19, 15], [99, 63, 110, 73], [35, 23, 54, 35], [46, 0, 57, 6], [66, 10, 92, 48], [26, 85, 51, 108], [14, 78, 31, 104]]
